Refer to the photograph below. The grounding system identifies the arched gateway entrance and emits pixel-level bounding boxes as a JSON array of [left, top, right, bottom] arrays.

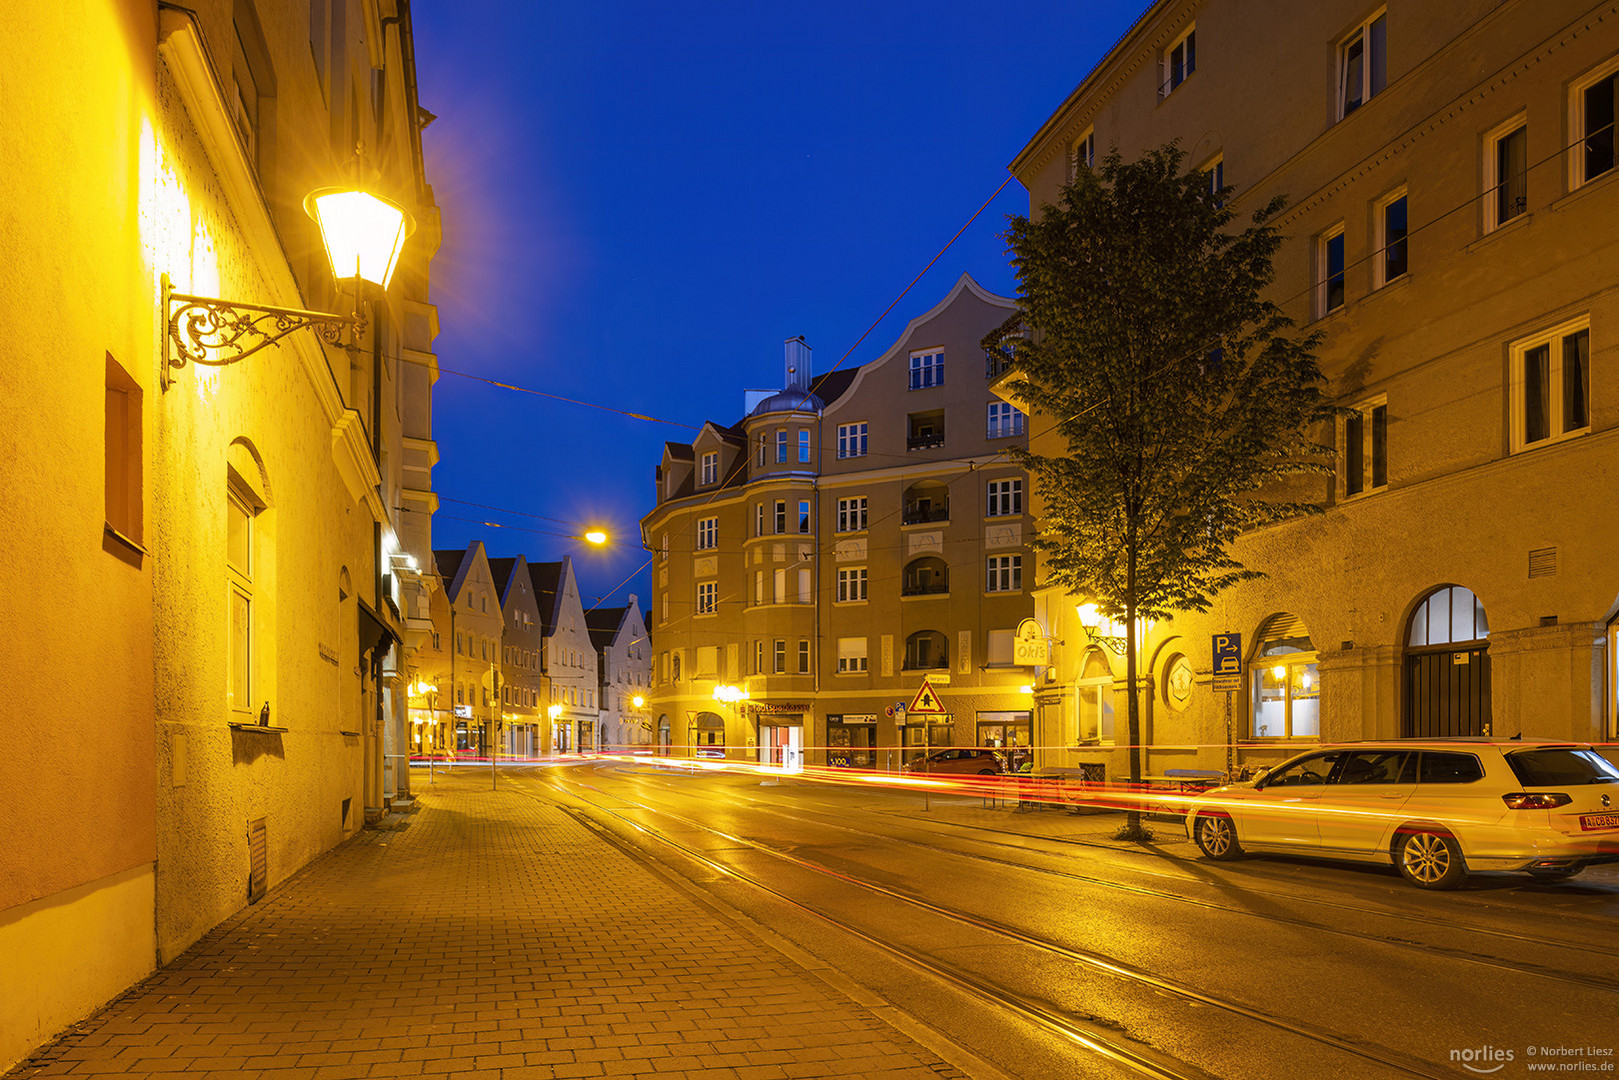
[[1403, 585, 1491, 737]]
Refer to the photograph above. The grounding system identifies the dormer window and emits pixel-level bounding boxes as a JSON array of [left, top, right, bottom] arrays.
[[700, 451, 718, 486]]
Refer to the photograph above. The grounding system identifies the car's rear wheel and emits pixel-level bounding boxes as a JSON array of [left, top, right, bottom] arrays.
[[1396, 829, 1466, 889], [1527, 865, 1583, 882], [1194, 814, 1243, 861]]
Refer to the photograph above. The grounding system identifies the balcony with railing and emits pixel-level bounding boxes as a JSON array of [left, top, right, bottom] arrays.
[[902, 481, 950, 525], [901, 557, 949, 597], [902, 630, 950, 670], [907, 409, 945, 452]]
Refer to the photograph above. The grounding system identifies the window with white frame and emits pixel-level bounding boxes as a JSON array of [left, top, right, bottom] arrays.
[[226, 484, 255, 715], [775, 429, 788, 464], [798, 639, 810, 673], [1484, 117, 1527, 231], [986, 401, 1025, 438], [773, 639, 786, 674], [798, 499, 811, 534], [756, 434, 766, 467], [1510, 318, 1590, 452], [837, 422, 868, 458], [986, 555, 1023, 593], [1076, 652, 1116, 744], [1202, 154, 1224, 203], [986, 479, 1023, 517], [1337, 10, 1386, 119], [909, 349, 945, 389], [1070, 129, 1095, 179], [700, 451, 718, 485], [754, 640, 765, 674], [1317, 224, 1347, 316], [798, 430, 811, 463], [1374, 189, 1408, 288], [755, 503, 765, 537], [837, 637, 868, 673], [696, 581, 717, 616], [774, 500, 787, 534], [1340, 397, 1388, 498], [836, 567, 867, 603], [1160, 25, 1195, 99], [696, 517, 717, 550], [1571, 59, 1618, 189], [836, 496, 867, 532]]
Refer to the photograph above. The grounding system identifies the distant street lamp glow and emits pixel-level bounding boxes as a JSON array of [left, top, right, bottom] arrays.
[[712, 685, 749, 703], [632, 695, 645, 709], [547, 704, 563, 720]]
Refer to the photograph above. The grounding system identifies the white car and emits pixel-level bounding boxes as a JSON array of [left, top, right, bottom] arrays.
[[1184, 739, 1619, 889]]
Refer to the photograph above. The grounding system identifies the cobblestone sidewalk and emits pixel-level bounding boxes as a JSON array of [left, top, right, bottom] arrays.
[[7, 769, 970, 1080]]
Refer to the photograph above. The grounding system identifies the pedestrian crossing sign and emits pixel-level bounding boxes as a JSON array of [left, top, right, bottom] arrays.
[[906, 678, 946, 715]]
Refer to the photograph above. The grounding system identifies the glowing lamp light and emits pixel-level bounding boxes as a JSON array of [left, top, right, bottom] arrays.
[[712, 685, 750, 703], [583, 530, 608, 545], [1273, 665, 1287, 679], [632, 695, 645, 709], [1019, 685, 1034, 695], [547, 704, 563, 720], [303, 187, 415, 290], [161, 173, 415, 390]]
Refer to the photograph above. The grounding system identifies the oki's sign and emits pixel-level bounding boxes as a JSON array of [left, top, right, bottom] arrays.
[[1013, 619, 1049, 667]]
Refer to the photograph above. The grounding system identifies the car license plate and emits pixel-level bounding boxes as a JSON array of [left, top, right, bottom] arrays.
[[1580, 813, 1619, 831]]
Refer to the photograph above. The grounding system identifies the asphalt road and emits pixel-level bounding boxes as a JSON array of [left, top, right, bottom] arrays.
[[516, 759, 1619, 1080]]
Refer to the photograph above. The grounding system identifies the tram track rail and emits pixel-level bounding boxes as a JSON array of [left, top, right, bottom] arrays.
[[534, 767, 1472, 1080], [665, 774, 1619, 977], [614, 760, 1619, 964]]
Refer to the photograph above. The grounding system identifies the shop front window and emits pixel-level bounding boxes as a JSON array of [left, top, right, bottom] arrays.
[[1250, 614, 1319, 739]]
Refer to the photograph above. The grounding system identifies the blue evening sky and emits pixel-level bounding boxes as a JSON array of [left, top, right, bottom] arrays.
[[411, 0, 1147, 607]]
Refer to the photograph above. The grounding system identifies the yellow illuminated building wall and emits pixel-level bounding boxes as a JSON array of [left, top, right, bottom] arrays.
[[0, 1, 441, 1069]]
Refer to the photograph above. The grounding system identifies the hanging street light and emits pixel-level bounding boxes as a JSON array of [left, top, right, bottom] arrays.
[[161, 147, 416, 389]]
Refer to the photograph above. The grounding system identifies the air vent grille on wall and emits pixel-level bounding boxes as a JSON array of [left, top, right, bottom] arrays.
[[1528, 547, 1557, 579]]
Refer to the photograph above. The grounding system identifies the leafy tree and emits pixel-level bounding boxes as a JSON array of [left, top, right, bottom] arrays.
[[986, 144, 1334, 839]]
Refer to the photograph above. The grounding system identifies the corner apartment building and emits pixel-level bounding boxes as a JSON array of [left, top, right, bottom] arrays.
[[1005, 0, 1619, 782], [642, 275, 1039, 767], [0, 1, 439, 1068]]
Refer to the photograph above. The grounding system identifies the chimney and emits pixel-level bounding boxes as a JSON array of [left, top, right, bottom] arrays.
[[784, 336, 811, 393]]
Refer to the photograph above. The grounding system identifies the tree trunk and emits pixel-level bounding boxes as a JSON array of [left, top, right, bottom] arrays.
[[1124, 592, 1143, 835]]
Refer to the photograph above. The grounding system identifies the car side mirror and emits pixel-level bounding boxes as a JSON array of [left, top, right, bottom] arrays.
[[1251, 767, 1273, 788]]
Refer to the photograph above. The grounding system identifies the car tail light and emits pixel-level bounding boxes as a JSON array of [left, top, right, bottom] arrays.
[[1501, 792, 1572, 809]]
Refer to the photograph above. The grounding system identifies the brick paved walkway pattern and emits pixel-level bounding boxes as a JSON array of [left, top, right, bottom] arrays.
[[7, 769, 968, 1080]]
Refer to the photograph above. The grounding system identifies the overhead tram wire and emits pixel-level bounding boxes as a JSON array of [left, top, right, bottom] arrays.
[[394, 125, 1611, 624], [379, 119, 1607, 442]]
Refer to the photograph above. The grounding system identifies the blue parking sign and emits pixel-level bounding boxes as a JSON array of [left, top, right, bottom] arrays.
[[1212, 633, 1242, 691]]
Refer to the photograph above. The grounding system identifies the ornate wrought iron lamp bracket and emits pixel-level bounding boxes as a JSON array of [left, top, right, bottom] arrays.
[[161, 273, 363, 390]]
